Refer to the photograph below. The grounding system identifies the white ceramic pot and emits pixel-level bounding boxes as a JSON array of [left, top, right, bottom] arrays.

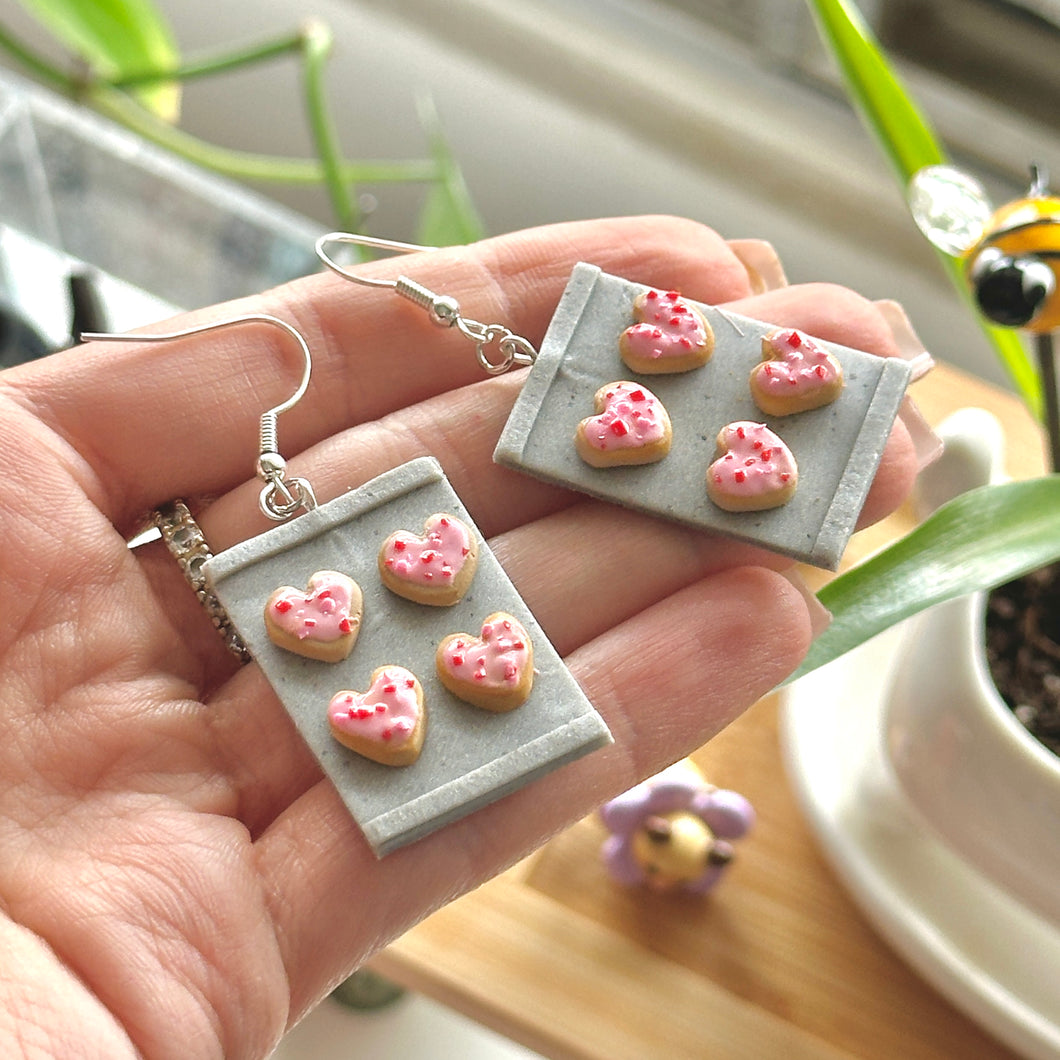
[[882, 408, 1060, 927]]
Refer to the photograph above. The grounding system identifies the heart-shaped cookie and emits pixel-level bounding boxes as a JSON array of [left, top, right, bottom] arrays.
[[750, 328, 844, 416], [619, 288, 714, 374], [328, 667, 426, 767], [378, 512, 478, 606], [264, 570, 362, 662], [706, 421, 798, 512], [436, 612, 534, 713], [575, 381, 672, 467]]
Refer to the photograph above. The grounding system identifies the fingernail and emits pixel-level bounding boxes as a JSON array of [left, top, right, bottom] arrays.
[[874, 299, 935, 380], [728, 239, 788, 294], [900, 396, 945, 471], [874, 299, 944, 470], [780, 568, 832, 638]]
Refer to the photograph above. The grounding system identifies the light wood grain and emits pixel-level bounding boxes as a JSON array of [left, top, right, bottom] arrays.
[[372, 361, 1035, 1059]]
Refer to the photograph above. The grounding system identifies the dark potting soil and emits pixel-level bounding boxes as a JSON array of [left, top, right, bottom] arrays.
[[985, 562, 1060, 758]]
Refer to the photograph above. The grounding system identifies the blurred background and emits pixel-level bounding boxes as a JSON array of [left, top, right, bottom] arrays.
[[1, 0, 1058, 384]]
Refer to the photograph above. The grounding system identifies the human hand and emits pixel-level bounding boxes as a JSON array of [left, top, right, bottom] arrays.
[[0, 216, 921, 1058]]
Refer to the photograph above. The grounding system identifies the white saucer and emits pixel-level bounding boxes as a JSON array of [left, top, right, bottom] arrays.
[[780, 626, 1060, 1060]]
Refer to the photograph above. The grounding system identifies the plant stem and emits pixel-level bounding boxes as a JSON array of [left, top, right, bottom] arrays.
[[299, 20, 358, 231], [1036, 332, 1060, 473], [92, 84, 439, 186], [0, 23, 76, 92], [0, 23, 440, 189], [106, 30, 309, 88]]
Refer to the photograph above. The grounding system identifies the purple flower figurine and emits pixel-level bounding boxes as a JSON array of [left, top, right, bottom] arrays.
[[599, 761, 754, 894]]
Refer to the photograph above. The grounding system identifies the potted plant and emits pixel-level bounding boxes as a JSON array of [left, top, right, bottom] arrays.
[[782, 0, 1060, 947]]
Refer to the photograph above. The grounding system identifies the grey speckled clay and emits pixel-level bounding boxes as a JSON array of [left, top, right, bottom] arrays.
[[204, 458, 612, 856], [495, 264, 913, 570]]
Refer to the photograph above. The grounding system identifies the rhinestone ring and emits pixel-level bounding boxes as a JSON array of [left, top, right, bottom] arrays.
[[154, 500, 251, 663]]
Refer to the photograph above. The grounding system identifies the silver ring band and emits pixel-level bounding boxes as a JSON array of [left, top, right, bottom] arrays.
[[154, 500, 251, 663]]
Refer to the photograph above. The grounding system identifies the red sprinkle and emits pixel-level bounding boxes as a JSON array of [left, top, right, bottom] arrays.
[[609, 419, 629, 437], [646, 289, 659, 300], [788, 330, 802, 348], [392, 539, 406, 551], [629, 388, 646, 402], [451, 653, 464, 667], [274, 599, 293, 613], [339, 618, 353, 634], [734, 470, 746, 483]]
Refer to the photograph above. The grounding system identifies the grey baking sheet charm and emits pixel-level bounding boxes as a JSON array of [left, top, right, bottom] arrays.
[[495, 263, 914, 570], [204, 457, 612, 856]]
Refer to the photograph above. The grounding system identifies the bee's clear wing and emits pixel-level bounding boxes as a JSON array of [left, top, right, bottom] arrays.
[[908, 165, 993, 256]]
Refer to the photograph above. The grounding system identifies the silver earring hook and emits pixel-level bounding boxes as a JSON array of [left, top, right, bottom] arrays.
[[315, 231, 538, 376], [82, 314, 318, 523]]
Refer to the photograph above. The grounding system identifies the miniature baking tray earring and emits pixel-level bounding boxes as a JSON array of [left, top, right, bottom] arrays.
[[83, 307, 610, 856]]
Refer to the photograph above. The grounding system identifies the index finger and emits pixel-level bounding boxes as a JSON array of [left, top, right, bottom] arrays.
[[5, 216, 755, 527]]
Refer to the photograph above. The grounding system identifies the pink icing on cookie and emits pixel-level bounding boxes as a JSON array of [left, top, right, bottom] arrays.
[[751, 328, 843, 415], [382, 514, 471, 586], [328, 668, 422, 747], [707, 422, 798, 512], [269, 572, 358, 642], [582, 382, 668, 452], [440, 615, 530, 690], [622, 289, 711, 366]]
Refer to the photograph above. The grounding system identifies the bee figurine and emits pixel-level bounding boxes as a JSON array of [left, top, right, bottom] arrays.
[[909, 164, 1059, 332]]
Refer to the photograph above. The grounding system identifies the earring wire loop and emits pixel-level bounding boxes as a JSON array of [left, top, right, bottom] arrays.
[[315, 232, 437, 288], [82, 314, 317, 521], [314, 232, 537, 375]]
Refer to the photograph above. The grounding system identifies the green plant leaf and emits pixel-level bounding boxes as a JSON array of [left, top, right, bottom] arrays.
[[806, 0, 943, 179], [805, 0, 1041, 415], [17, 0, 180, 120], [788, 476, 1060, 682], [414, 94, 485, 247]]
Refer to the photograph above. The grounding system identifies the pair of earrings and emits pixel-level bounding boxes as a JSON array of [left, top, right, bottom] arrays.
[[86, 240, 911, 853]]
